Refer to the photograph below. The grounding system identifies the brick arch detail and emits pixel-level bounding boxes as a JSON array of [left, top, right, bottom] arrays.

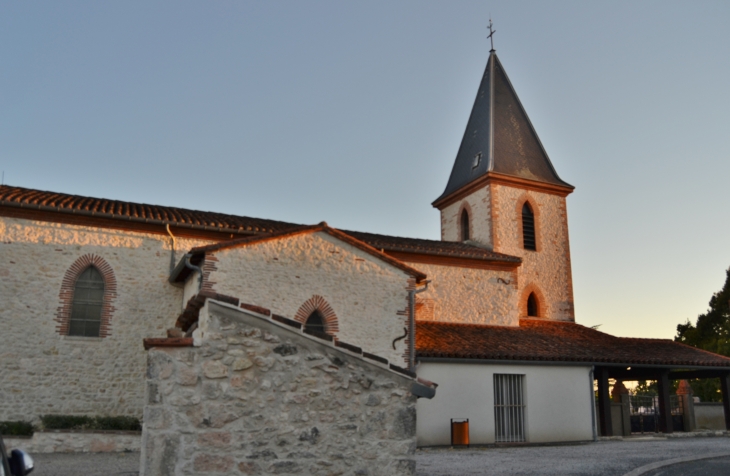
[[519, 283, 547, 319], [458, 201, 474, 242], [515, 193, 542, 252], [55, 254, 118, 337], [294, 295, 339, 335]]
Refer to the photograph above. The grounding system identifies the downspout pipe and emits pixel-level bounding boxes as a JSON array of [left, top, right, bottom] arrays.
[[408, 281, 431, 372], [589, 365, 598, 441], [166, 224, 176, 276], [183, 253, 204, 291]]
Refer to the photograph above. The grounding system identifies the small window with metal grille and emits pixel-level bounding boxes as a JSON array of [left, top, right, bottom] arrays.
[[494, 374, 526, 442], [461, 208, 470, 241], [68, 266, 105, 337], [527, 293, 538, 317], [521, 202, 536, 251], [304, 311, 326, 335]]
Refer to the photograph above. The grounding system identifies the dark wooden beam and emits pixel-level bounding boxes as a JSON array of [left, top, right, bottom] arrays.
[[668, 369, 730, 381], [596, 367, 613, 437], [605, 367, 730, 382], [720, 373, 730, 431], [656, 370, 673, 434]]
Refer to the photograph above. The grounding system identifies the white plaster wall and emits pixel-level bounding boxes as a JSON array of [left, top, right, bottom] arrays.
[[416, 362, 594, 445], [403, 262, 518, 326], [493, 185, 574, 321], [440, 186, 492, 248], [202, 231, 414, 365], [0, 216, 213, 421]]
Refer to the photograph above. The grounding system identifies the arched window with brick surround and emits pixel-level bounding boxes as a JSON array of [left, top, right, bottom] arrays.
[[527, 293, 539, 317], [294, 295, 339, 336], [461, 208, 470, 241], [304, 310, 326, 334], [56, 254, 117, 338], [69, 266, 105, 336], [522, 202, 536, 251]]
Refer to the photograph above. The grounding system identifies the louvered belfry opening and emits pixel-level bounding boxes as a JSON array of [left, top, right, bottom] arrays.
[[527, 293, 538, 317], [69, 266, 105, 337], [521, 203, 536, 250], [304, 311, 326, 334], [494, 374, 526, 443], [461, 209, 470, 241]]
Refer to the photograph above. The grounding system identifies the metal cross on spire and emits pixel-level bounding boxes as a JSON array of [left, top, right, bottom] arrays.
[[487, 18, 496, 52]]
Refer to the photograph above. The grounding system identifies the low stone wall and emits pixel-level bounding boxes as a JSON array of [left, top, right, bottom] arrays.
[[695, 403, 726, 431], [141, 300, 430, 476], [3, 430, 141, 453]]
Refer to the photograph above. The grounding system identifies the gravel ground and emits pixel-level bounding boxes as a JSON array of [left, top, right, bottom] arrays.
[[416, 437, 730, 476], [23, 437, 730, 476]]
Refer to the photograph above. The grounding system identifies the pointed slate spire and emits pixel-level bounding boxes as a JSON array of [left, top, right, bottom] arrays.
[[434, 51, 572, 205]]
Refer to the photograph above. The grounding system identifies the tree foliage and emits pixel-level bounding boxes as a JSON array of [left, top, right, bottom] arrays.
[[674, 267, 730, 402]]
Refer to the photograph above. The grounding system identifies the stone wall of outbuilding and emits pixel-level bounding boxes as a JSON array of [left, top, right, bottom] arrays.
[[0, 216, 212, 421], [141, 300, 421, 476]]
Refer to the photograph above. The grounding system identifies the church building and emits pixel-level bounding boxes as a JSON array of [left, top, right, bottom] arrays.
[[2, 45, 730, 447]]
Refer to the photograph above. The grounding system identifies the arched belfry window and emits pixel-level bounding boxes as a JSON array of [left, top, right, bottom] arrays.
[[304, 310, 326, 334], [69, 266, 105, 337], [522, 203, 536, 251], [527, 293, 539, 317], [461, 208, 470, 241]]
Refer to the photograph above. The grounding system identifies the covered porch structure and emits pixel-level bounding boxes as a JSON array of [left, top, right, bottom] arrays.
[[595, 365, 730, 436]]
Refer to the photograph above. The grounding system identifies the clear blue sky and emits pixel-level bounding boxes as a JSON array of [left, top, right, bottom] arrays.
[[3, 1, 729, 339]]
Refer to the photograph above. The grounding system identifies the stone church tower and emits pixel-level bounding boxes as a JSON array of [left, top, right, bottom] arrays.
[[432, 49, 575, 321]]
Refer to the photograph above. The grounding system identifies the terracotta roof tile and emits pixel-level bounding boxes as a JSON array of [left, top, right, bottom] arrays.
[[344, 230, 521, 264], [417, 319, 730, 367], [0, 185, 299, 234]]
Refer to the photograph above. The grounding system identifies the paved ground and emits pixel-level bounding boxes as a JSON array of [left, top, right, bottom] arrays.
[[642, 455, 730, 476], [415, 437, 730, 475], [25, 437, 730, 476]]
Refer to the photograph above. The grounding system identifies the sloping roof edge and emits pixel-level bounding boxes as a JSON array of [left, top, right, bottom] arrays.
[[177, 222, 428, 283]]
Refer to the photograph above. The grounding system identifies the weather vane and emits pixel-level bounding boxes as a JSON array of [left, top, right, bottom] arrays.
[[487, 18, 496, 52]]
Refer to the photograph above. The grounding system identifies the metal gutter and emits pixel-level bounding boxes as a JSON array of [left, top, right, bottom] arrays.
[[589, 366, 597, 441], [417, 357, 730, 371]]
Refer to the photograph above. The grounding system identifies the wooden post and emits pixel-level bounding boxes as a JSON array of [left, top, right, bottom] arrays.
[[596, 367, 613, 436], [657, 370, 672, 434], [720, 373, 730, 431]]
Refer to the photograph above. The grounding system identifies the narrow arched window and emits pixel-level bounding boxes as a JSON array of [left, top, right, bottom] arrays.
[[304, 310, 326, 335], [461, 209, 470, 241], [522, 203, 536, 251], [69, 266, 105, 337], [527, 293, 538, 317]]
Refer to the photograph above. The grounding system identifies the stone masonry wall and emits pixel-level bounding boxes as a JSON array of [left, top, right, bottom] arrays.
[[141, 300, 419, 476], [0, 216, 213, 421], [492, 185, 574, 321], [201, 231, 415, 365], [404, 262, 519, 326], [439, 186, 492, 247]]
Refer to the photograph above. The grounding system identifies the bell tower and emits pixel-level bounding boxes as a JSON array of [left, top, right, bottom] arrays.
[[432, 46, 576, 321]]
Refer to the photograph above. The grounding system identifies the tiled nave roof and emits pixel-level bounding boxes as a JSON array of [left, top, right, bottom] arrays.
[[0, 185, 521, 264], [0, 185, 298, 234]]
